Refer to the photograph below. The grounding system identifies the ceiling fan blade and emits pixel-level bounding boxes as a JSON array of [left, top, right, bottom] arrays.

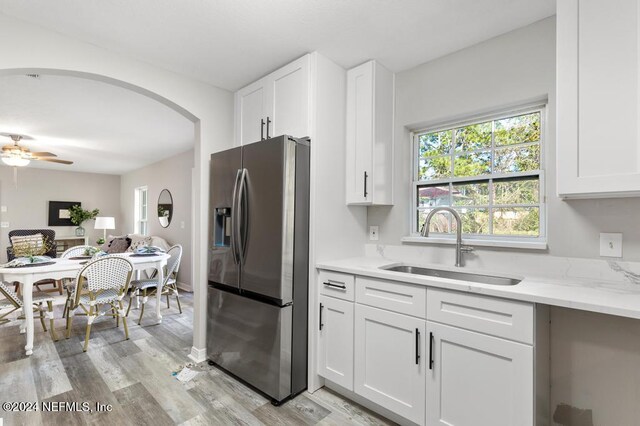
[[36, 158, 73, 165], [31, 152, 57, 157]]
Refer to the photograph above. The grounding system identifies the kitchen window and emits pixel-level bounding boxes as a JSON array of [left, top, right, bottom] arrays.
[[411, 106, 545, 245]]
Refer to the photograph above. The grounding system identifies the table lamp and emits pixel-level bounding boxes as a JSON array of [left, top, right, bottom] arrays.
[[94, 216, 115, 242]]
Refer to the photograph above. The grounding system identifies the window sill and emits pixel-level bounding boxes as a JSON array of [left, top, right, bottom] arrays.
[[400, 236, 548, 250]]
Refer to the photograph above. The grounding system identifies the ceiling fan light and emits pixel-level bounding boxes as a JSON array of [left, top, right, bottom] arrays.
[[2, 156, 30, 167]]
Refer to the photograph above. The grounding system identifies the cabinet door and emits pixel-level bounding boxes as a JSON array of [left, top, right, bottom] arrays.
[[267, 55, 310, 139], [318, 295, 354, 390], [354, 304, 425, 425], [427, 321, 533, 426], [557, 0, 640, 197], [346, 62, 373, 204], [235, 79, 267, 146]]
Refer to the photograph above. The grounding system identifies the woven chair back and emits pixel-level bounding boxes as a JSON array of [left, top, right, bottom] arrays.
[[0, 281, 22, 308], [74, 256, 133, 297], [61, 245, 97, 258]]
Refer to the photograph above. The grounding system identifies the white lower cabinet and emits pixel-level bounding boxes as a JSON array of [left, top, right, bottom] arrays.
[[318, 295, 354, 390], [354, 304, 426, 425], [426, 321, 534, 426]]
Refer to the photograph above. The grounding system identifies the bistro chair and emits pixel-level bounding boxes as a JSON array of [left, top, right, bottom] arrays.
[[7, 229, 60, 295], [0, 281, 57, 341], [60, 245, 98, 319], [65, 255, 133, 352], [126, 244, 182, 325]]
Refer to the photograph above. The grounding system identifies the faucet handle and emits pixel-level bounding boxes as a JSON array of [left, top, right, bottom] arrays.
[[460, 245, 474, 253]]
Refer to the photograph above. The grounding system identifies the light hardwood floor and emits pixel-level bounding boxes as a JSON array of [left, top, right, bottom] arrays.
[[0, 292, 395, 426]]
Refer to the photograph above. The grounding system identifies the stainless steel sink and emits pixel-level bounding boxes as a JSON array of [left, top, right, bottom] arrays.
[[382, 265, 521, 286]]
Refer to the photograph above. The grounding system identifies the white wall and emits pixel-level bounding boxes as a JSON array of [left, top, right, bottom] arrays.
[[370, 16, 640, 261], [120, 149, 194, 289], [0, 165, 121, 262], [367, 16, 640, 423], [0, 13, 234, 357]]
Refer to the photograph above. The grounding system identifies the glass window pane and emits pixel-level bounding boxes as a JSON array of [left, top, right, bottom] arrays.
[[493, 207, 540, 236], [493, 178, 539, 205], [419, 156, 451, 181], [419, 131, 452, 157], [452, 182, 489, 206], [494, 144, 540, 174], [454, 151, 491, 177], [458, 208, 490, 235], [494, 112, 540, 146], [418, 185, 451, 207], [455, 121, 491, 152], [418, 210, 453, 235]]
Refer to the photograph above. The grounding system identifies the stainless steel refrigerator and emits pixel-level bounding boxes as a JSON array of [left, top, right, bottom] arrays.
[[206, 135, 310, 405]]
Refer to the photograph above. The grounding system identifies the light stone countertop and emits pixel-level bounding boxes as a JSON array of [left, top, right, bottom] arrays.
[[316, 257, 640, 320]]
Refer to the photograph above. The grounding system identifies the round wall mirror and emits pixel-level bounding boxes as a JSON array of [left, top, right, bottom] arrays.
[[157, 189, 173, 228]]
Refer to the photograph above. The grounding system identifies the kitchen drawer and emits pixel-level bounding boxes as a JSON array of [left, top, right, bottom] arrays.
[[355, 277, 426, 318], [427, 288, 533, 345], [319, 270, 355, 301]]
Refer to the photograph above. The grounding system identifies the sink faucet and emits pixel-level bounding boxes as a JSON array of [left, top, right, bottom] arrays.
[[421, 206, 473, 267]]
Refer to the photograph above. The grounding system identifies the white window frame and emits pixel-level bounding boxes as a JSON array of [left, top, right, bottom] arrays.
[[405, 103, 547, 249], [134, 186, 149, 236]]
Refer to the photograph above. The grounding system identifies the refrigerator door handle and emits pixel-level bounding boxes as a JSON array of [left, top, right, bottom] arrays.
[[236, 168, 248, 265], [230, 169, 242, 264]]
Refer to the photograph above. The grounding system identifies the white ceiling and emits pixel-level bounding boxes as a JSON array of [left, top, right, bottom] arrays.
[[0, 0, 556, 175], [0, 0, 556, 91], [0, 74, 194, 175]]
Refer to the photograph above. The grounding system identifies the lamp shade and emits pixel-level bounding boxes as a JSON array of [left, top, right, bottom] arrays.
[[2, 156, 30, 167], [94, 216, 115, 230]]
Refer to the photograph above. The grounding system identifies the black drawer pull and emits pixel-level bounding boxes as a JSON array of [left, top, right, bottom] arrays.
[[319, 303, 324, 331], [429, 332, 434, 370], [415, 328, 420, 365], [323, 281, 346, 290]]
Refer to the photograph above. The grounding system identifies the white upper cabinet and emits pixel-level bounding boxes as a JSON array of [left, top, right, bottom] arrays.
[[346, 60, 394, 205], [557, 0, 640, 197], [235, 55, 311, 145]]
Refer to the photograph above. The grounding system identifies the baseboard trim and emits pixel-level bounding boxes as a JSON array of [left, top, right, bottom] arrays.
[[188, 346, 207, 363], [178, 281, 193, 292]]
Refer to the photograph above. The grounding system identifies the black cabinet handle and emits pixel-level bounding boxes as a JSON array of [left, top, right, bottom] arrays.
[[323, 281, 346, 290], [319, 303, 324, 331], [261, 118, 265, 140], [363, 171, 368, 198], [266, 117, 271, 139], [429, 332, 434, 370], [415, 328, 421, 365]]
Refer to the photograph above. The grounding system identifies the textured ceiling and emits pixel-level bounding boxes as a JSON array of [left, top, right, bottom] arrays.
[[0, 74, 194, 175], [0, 0, 556, 91]]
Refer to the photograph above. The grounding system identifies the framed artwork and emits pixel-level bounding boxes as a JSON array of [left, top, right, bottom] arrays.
[[48, 201, 80, 226]]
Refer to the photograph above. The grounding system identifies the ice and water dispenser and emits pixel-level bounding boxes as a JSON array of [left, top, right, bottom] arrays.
[[214, 207, 232, 247]]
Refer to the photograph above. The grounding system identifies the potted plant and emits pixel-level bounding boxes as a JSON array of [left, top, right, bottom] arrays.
[[68, 204, 100, 237]]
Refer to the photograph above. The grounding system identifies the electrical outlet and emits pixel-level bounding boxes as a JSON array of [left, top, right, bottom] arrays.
[[0, 222, 9, 228], [600, 232, 622, 257], [180, 221, 185, 229], [0, 206, 7, 213], [369, 225, 379, 241]]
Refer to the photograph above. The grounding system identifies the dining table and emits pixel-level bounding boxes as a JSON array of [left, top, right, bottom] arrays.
[[0, 252, 170, 356]]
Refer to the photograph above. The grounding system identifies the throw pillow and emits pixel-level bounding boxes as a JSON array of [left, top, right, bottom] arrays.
[[127, 234, 153, 252], [11, 233, 45, 256], [104, 237, 132, 254]]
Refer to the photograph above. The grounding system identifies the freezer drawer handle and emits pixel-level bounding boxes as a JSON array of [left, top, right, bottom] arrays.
[[323, 281, 346, 290], [429, 332, 434, 370], [415, 328, 420, 365], [319, 303, 324, 330], [261, 118, 265, 140], [363, 171, 368, 198], [266, 117, 271, 139]]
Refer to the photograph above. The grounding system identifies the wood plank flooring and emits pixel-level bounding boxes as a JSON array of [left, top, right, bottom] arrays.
[[0, 292, 394, 426]]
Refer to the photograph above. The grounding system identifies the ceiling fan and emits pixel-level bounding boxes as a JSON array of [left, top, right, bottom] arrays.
[[0, 134, 73, 167]]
